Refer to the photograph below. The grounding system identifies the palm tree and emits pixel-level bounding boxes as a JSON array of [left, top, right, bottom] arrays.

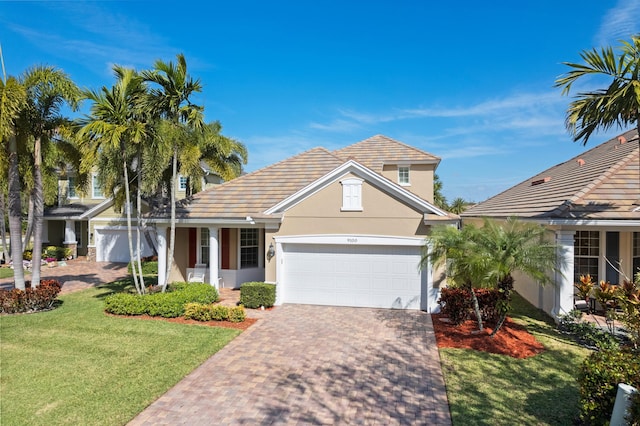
[[175, 121, 247, 196], [18, 66, 79, 287], [142, 54, 204, 290], [447, 197, 468, 215], [422, 223, 488, 331], [77, 66, 150, 294], [475, 217, 558, 336], [1, 55, 27, 289], [433, 174, 447, 210], [555, 34, 640, 197]]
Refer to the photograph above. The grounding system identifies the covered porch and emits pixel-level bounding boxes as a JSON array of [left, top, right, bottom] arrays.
[[155, 223, 269, 290]]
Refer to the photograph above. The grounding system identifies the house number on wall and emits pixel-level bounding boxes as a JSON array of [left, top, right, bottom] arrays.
[[347, 238, 358, 243]]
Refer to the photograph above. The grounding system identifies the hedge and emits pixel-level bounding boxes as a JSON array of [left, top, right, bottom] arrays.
[[578, 348, 640, 425], [104, 282, 219, 318], [240, 282, 276, 309], [0, 280, 62, 314], [184, 303, 246, 323]]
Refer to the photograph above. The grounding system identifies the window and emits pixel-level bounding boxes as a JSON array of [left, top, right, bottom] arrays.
[[633, 232, 640, 278], [398, 166, 410, 185], [340, 178, 363, 211], [240, 228, 259, 268], [179, 175, 188, 191], [68, 177, 78, 199], [574, 230, 599, 283], [92, 174, 104, 198], [200, 228, 210, 266]]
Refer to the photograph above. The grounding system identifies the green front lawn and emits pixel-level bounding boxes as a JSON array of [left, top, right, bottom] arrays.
[[0, 267, 25, 279], [0, 280, 240, 426], [440, 293, 590, 425]]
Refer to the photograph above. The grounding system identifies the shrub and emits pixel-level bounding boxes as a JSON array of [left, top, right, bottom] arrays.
[[438, 288, 470, 325], [43, 246, 72, 261], [127, 261, 158, 276], [558, 310, 621, 351], [628, 392, 640, 425], [438, 287, 502, 325], [183, 303, 246, 323], [22, 250, 32, 261], [104, 293, 147, 315], [578, 348, 640, 425], [228, 306, 246, 323], [0, 279, 62, 314], [240, 282, 276, 309], [104, 282, 219, 317]]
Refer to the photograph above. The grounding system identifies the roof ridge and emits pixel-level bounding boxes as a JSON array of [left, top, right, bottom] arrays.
[[190, 147, 333, 198], [334, 134, 439, 159]]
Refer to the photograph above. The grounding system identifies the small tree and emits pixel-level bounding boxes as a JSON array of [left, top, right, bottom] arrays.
[[422, 223, 489, 332]]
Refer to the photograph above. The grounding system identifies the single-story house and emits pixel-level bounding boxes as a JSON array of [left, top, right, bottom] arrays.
[[462, 129, 640, 319], [148, 135, 458, 311]]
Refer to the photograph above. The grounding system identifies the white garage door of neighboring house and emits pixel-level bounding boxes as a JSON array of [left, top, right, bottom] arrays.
[[95, 228, 154, 262], [282, 243, 426, 310]]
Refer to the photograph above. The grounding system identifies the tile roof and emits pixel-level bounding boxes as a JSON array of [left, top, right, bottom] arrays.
[[150, 147, 344, 219], [149, 135, 443, 220], [333, 134, 440, 172], [463, 129, 640, 220]]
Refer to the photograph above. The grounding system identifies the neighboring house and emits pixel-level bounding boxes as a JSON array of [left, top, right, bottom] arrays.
[[148, 135, 457, 311], [43, 164, 222, 262], [462, 129, 640, 319]]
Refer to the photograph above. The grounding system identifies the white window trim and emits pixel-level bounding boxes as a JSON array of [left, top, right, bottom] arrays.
[[239, 228, 259, 269], [68, 177, 79, 199], [340, 177, 363, 211], [178, 175, 188, 191], [92, 174, 105, 199], [199, 228, 210, 266], [398, 166, 410, 186]]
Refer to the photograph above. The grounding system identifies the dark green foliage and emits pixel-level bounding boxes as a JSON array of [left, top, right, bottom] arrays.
[[578, 349, 640, 425], [43, 246, 72, 260], [183, 303, 245, 323], [0, 279, 62, 313], [558, 310, 621, 351], [104, 282, 218, 317], [127, 261, 158, 275], [628, 392, 640, 425], [103, 293, 146, 315], [240, 282, 276, 309]]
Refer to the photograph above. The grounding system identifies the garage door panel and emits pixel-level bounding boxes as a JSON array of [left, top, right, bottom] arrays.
[[283, 243, 422, 310], [95, 229, 154, 262]]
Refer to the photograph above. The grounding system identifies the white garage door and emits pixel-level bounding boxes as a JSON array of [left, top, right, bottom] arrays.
[[95, 228, 154, 262], [282, 244, 424, 309]]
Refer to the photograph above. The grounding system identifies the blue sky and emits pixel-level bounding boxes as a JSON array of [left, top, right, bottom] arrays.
[[2, 0, 640, 203]]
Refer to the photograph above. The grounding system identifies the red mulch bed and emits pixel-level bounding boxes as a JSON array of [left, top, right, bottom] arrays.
[[432, 313, 545, 359], [107, 313, 257, 331]]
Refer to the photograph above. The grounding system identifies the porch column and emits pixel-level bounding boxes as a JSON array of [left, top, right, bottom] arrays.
[[553, 229, 575, 320], [157, 225, 168, 287], [208, 227, 219, 290]]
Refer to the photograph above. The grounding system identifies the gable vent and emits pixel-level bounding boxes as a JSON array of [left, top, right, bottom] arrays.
[[531, 177, 551, 186]]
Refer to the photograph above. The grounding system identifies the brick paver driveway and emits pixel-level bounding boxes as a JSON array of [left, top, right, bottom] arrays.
[[129, 304, 451, 425]]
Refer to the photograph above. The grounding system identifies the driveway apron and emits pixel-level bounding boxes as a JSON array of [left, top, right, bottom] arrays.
[[129, 304, 451, 425]]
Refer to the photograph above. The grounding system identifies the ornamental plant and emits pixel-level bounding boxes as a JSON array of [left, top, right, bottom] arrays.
[[575, 274, 594, 311]]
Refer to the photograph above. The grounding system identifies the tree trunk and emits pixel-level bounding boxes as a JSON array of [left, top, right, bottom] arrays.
[[8, 132, 25, 290], [0, 193, 9, 265], [22, 195, 33, 249], [122, 155, 141, 294], [468, 283, 484, 332], [30, 136, 44, 287], [162, 146, 178, 291], [135, 150, 145, 290]]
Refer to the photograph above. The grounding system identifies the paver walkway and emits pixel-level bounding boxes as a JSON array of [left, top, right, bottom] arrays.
[[0, 259, 128, 294], [129, 304, 452, 425]]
